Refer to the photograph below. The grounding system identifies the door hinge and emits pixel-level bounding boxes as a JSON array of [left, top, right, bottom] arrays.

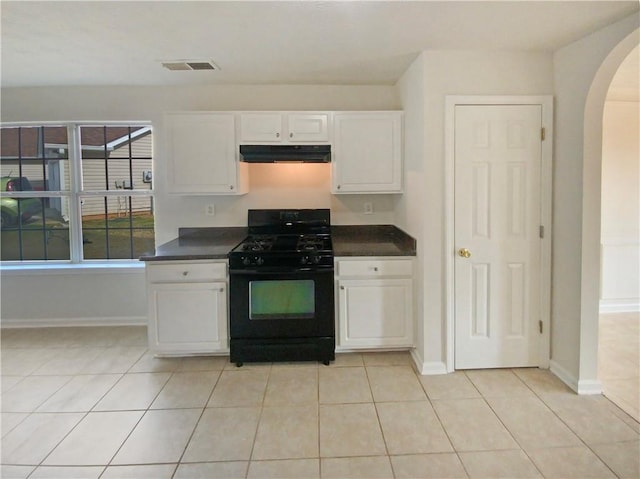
[[541, 127, 546, 141], [539, 320, 543, 334], [539, 225, 545, 238]]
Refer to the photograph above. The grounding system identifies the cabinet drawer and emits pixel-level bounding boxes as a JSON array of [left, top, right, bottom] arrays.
[[337, 259, 412, 277], [147, 262, 226, 282]]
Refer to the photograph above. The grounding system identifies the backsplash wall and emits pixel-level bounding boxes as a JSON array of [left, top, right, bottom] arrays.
[[165, 163, 397, 240]]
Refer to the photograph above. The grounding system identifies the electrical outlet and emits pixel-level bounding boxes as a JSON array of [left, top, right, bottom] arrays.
[[205, 204, 216, 216], [363, 202, 373, 215]]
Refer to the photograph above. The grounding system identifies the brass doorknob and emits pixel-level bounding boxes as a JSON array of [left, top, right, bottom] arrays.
[[458, 248, 471, 258]]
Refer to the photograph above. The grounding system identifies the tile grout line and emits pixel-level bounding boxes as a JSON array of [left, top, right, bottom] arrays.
[[364, 362, 395, 477], [520, 368, 638, 477], [425, 371, 473, 479], [474, 369, 549, 478], [170, 365, 226, 479], [509, 368, 630, 478], [99, 367, 174, 473], [246, 363, 273, 479]]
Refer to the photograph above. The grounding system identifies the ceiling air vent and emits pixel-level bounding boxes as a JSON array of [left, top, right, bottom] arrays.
[[161, 60, 219, 71]]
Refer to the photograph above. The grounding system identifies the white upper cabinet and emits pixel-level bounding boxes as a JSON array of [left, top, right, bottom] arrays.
[[287, 113, 330, 142], [239, 113, 283, 142], [332, 112, 403, 194], [165, 112, 247, 195], [239, 112, 330, 143]]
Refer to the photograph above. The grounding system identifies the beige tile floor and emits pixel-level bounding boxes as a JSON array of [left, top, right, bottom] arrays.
[[0, 326, 638, 479], [599, 312, 640, 423]]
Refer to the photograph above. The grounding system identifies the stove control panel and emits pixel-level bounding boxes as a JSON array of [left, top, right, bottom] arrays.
[[241, 256, 264, 266], [230, 253, 333, 270], [301, 255, 322, 265]]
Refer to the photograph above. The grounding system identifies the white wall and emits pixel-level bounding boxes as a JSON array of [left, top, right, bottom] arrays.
[[601, 100, 640, 312], [1, 84, 399, 324], [396, 52, 429, 371], [0, 267, 147, 327], [397, 50, 554, 372], [552, 14, 639, 392]]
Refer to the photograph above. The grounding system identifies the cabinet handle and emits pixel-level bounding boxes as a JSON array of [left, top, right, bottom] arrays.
[[340, 286, 345, 290], [230, 185, 234, 190], [219, 287, 224, 292], [182, 271, 189, 276], [276, 132, 280, 138], [289, 132, 294, 138], [373, 267, 379, 272], [337, 185, 341, 190]]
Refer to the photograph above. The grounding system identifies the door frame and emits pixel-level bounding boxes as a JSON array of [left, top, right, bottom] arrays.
[[444, 96, 554, 372]]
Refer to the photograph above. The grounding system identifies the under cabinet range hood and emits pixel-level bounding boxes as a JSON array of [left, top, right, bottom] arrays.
[[239, 145, 331, 163]]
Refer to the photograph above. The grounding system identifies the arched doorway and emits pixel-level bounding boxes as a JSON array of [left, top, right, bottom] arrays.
[[581, 28, 638, 398], [598, 45, 639, 420]]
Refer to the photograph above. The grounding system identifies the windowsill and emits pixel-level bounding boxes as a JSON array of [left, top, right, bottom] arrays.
[[0, 261, 145, 275]]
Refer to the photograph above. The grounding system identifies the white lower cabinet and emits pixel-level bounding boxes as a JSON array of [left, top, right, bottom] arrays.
[[336, 258, 413, 349], [146, 261, 228, 355]]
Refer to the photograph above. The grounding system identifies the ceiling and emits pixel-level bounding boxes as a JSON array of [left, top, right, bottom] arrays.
[[1, 1, 638, 88]]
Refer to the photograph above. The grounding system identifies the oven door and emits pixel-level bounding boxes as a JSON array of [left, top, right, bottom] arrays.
[[229, 268, 334, 339]]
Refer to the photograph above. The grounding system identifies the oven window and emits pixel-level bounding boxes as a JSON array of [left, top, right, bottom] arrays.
[[249, 280, 315, 320]]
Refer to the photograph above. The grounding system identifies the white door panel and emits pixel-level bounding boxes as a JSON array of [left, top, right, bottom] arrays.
[[454, 105, 542, 369]]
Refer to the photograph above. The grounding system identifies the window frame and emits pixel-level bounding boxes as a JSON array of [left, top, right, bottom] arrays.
[[0, 121, 154, 266]]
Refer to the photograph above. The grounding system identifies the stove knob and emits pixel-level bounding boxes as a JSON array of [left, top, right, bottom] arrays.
[[301, 256, 309, 265], [313, 255, 321, 264], [255, 257, 264, 266], [242, 256, 251, 266]]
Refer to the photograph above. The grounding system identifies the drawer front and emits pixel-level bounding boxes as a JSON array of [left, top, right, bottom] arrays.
[[337, 259, 412, 277], [147, 262, 226, 282]]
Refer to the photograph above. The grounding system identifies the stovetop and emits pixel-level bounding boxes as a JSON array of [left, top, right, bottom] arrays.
[[229, 209, 334, 270]]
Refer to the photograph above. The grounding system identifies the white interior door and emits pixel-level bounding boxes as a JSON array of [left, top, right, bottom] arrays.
[[454, 104, 542, 369]]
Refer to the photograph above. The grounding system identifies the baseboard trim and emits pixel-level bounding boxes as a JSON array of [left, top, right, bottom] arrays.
[[599, 299, 640, 313], [549, 359, 602, 395], [411, 349, 448, 375], [576, 379, 603, 395], [0, 316, 147, 328]]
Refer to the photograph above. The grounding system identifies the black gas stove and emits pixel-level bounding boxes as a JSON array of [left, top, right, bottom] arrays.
[[228, 209, 335, 366]]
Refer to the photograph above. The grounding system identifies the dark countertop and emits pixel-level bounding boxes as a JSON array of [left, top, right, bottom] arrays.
[[331, 225, 416, 257], [140, 224, 416, 261], [139, 227, 247, 261]]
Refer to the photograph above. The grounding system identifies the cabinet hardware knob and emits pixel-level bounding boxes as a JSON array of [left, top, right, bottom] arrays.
[[219, 287, 224, 292], [337, 185, 341, 190], [230, 185, 234, 190], [340, 286, 345, 290], [458, 248, 471, 258], [276, 132, 280, 138], [373, 267, 379, 271], [182, 271, 189, 276], [289, 133, 293, 138]]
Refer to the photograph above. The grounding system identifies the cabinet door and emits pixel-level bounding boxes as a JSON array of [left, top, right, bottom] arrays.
[[287, 113, 329, 142], [337, 278, 413, 348], [148, 281, 228, 354], [239, 113, 283, 142], [166, 113, 239, 194], [333, 112, 402, 193]]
